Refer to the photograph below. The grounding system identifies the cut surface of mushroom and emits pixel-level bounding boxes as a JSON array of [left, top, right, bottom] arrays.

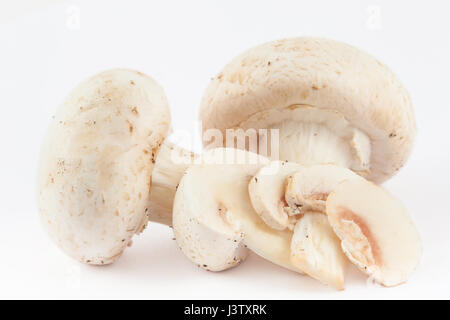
[[291, 212, 347, 290], [248, 161, 304, 230], [285, 164, 363, 214], [173, 148, 304, 274], [326, 179, 422, 287], [249, 163, 359, 288]]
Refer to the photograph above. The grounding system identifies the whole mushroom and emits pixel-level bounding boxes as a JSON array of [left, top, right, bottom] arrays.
[[37, 69, 195, 264], [199, 37, 416, 183]]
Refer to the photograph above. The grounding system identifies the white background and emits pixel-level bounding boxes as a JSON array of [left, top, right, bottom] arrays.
[[1, 0, 449, 299]]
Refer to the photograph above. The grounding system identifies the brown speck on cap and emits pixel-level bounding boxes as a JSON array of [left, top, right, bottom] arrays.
[[126, 120, 134, 134]]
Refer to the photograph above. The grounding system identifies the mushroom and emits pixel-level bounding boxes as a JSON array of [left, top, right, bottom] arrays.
[[326, 179, 422, 287], [199, 37, 416, 184], [172, 148, 305, 274], [37, 69, 195, 264]]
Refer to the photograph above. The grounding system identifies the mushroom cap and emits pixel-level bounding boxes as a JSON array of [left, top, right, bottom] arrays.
[[37, 69, 171, 264], [200, 37, 416, 183]]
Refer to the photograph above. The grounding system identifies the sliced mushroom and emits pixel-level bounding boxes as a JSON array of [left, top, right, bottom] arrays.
[[249, 163, 360, 288], [291, 212, 347, 290], [173, 148, 304, 274], [326, 179, 422, 287], [285, 164, 363, 214], [248, 161, 303, 230]]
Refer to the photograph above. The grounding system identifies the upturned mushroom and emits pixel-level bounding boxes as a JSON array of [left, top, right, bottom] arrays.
[[37, 69, 195, 264]]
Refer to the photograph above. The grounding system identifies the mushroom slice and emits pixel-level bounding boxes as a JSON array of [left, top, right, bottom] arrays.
[[291, 212, 347, 290], [173, 148, 304, 274], [248, 161, 304, 230], [326, 179, 422, 287], [285, 164, 363, 214]]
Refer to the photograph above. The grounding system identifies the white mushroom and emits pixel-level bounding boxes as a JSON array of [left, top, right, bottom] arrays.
[[326, 179, 422, 287], [37, 69, 195, 264], [200, 37, 416, 183], [173, 148, 305, 274], [290, 212, 347, 290]]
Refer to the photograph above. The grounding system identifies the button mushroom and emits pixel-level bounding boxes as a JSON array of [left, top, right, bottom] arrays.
[[37, 69, 195, 264], [199, 37, 416, 184]]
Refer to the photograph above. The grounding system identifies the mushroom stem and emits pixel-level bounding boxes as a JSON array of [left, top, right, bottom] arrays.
[[262, 119, 371, 176], [146, 140, 197, 226]]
